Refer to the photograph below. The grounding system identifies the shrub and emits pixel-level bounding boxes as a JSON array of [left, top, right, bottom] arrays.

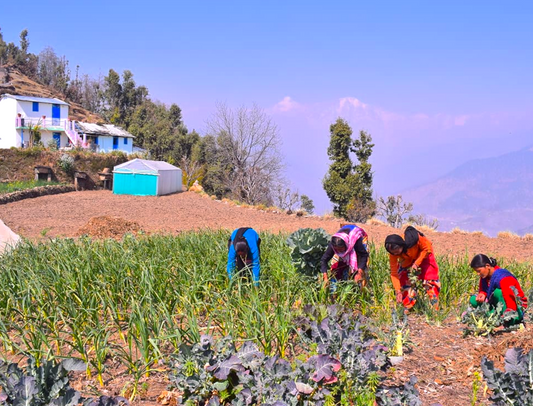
[[57, 153, 76, 176], [497, 231, 520, 239]]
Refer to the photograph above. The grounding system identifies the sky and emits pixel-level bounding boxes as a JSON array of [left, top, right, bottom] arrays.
[[1, 1, 532, 213]]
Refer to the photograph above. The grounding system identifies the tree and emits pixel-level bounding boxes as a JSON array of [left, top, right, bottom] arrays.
[[378, 195, 413, 228], [300, 194, 315, 214], [206, 103, 284, 205], [348, 130, 376, 221], [273, 185, 300, 212], [407, 213, 439, 230], [323, 118, 376, 220]]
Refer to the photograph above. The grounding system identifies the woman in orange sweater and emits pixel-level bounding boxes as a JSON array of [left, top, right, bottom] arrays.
[[384, 226, 440, 311]]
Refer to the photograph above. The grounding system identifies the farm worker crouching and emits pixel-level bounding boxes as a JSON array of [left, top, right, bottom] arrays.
[[469, 254, 528, 327], [385, 226, 440, 311], [320, 224, 369, 289], [227, 227, 261, 286]]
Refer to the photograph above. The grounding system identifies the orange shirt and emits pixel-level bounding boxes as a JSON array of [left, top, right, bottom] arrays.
[[389, 235, 434, 292]]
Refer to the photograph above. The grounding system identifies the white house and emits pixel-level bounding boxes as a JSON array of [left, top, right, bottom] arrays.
[[76, 122, 134, 154], [0, 94, 134, 154], [0, 94, 73, 149]]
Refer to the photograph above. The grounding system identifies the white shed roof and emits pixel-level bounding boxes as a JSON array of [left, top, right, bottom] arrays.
[[114, 159, 180, 174], [1, 94, 69, 106], [77, 122, 135, 138]]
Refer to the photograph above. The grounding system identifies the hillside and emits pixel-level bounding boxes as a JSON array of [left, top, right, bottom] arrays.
[[1, 190, 533, 262], [402, 146, 533, 236], [0, 65, 102, 122]]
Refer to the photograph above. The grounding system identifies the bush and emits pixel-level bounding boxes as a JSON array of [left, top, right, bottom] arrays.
[[57, 153, 76, 176]]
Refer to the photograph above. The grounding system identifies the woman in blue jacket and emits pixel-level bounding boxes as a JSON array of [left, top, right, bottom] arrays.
[[227, 227, 261, 284]]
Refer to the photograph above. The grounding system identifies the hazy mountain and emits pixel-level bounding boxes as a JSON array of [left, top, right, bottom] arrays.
[[402, 146, 533, 236]]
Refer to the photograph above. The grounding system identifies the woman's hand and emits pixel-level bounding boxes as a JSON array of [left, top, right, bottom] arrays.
[[476, 292, 487, 303], [396, 291, 403, 304]]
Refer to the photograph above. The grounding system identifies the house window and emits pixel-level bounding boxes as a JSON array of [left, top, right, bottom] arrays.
[[32, 102, 39, 112], [113, 136, 118, 150], [94, 137, 99, 145], [124, 137, 128, 145]]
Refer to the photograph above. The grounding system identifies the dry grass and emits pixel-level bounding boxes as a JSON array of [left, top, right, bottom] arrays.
[[450, 227, 468, 235], [471, 231, 485, 236], [497, 231, 520, 239], [366, 217, 388, 227], [522, 234, 533, 241]]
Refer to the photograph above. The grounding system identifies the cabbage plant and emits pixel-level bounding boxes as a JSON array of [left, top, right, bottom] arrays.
[[286, 228, 330, 276]]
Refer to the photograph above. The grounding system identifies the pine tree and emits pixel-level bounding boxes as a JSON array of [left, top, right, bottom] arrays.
[[323, 119, 375, 220]]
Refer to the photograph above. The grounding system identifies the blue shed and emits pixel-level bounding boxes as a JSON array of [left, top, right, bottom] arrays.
[[113, 159, 182, 196]]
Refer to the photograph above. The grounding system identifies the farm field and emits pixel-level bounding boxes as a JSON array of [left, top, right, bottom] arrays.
[[1, 190, 533, 262], [0, 191, 533, 405]]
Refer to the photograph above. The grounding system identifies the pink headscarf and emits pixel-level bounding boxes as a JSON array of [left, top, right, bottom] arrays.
[[332, 226, 365, 273]]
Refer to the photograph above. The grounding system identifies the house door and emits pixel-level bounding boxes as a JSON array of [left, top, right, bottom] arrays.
[[52, 104, 60, 126], [53, 133, 61, 149], [113, 136, 118, 150]]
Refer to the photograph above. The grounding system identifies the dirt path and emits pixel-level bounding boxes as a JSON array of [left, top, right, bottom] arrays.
[[387, 316, 533, 405], [1, 190, 533, 261]]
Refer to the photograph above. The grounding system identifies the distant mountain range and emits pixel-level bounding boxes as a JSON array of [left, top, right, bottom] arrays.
[[402, 146, 533, 236]]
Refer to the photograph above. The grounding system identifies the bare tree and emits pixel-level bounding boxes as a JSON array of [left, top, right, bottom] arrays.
[[273, 184, 300, 211], [378, 195, 413, 228], [207, 103, 284, 205]]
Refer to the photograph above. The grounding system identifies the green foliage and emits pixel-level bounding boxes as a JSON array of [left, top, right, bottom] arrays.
[[481, 348, 533, 405], [0, 356, 85, 406], [323, 119, 375, 219], [461, 302, 505, 337], [57, 153, 75, 176], [300, 194, 315, 214], [286, 228, 330, 277], [0, 180, 62, 194]]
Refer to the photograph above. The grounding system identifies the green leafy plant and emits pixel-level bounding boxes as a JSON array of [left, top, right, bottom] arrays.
[[481, 348, 533, 405], [286, 228, 330, 276], [461, 302, 505, 337], [0, 356, 85, 406]]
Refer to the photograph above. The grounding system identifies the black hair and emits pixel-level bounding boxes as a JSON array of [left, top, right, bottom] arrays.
[[384, 234, 406, 254], [331, 236, 347, 249], [470, 254, 497, 268], [235, 241, 249, 254]]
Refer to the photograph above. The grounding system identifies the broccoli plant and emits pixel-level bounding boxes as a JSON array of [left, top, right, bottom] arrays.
[[481, 348, 533, 405], [375, 377, 424, 406], [286, 228, 330, 277], [461, 302, 506, 337], [0, 356, 129, 406]]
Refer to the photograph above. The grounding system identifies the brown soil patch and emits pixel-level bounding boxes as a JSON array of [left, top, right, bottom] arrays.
[[76, 215, 142, 239], [385, 316, 533, 405], [1, 190, 533, 262]]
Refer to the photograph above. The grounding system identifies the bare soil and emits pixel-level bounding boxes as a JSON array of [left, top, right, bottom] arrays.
[[1, 190, 533, 405], [1, 191, 533, 263]]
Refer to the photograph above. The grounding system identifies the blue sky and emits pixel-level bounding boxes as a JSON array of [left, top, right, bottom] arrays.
[[2, 1, 532, 213]]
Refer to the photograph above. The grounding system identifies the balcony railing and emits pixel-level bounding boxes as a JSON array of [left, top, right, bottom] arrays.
[[15, 117, 69, 129]]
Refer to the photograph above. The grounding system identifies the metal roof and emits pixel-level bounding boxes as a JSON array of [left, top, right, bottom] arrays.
[[76, 122, 135, 138], [114, 159, 180, 174], [2, 93, 70, 106]]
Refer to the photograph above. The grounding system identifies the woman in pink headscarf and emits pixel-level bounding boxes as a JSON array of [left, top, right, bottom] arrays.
[[320, 224, 369, 287]]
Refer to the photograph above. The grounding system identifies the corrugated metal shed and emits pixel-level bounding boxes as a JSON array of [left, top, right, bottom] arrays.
[[2, 93, 70, 105], [76, 122, 135, 138]]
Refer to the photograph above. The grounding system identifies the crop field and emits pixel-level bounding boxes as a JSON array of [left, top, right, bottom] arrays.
[[1, 230, 532, 405]]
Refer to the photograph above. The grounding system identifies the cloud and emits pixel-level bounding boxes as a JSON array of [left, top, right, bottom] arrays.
[[271, 96, 301, 113]]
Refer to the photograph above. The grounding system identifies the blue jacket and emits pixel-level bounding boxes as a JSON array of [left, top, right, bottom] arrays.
[[227, 228, 261, 283]]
